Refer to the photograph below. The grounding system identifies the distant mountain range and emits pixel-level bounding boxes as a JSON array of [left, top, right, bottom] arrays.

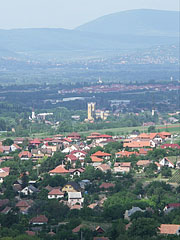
[[0, 9, 179, 60], [76, 9, 179, 37]]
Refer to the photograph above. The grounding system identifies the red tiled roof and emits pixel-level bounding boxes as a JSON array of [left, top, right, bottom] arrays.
[[18, 151, 32, 158], [160, 132, 172, 136], [97, 164, 111, 171], [12, 143, 21, 149], [92, 151, 111, 157], [68, 132, 81, 137], [70, 204, 82, 210], [91, 156, 103, 162], [155, 162, 161, 168], [66, 154, 78, 161], [48, 189, 64, 195], [167, 203, 180, 208], [159, 224, 180, 235], [62, 138, 72, 143], [16, 200, 29, 208], [71, 150, 87, 155], [162, 157, 174, 167], [30, 215, 48, 224], [136, 160, 151, 166], [161, 144, 180, 149], [43, 138, 53, 141], [49, 165, 69, 174], [120, 162, 131, 167], [72, 224, 84, 233], [124, 141, 151, 148], [116, 151, 138, 157], [29, 139, 42, 144], [99, 182, 115, 189]]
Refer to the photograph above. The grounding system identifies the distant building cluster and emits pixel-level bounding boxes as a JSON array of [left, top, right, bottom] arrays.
[[85, 102, 109, 122]]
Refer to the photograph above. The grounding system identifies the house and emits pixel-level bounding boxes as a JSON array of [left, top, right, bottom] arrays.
[[0, 167, 10, 183], [71, 150, 87, 159], [99, 182, 115, 190], [46, 145, 57, 153], [66, 154, 78, 165], [10, 143, 21, 152], [48, 188, 64, 199], [91, 156, 104, 167], [96, 164, 111, 173], [30, 215, 48, 225], [114, 162, 131, 173], [92, 151, 111, 160], [18, 151, 32, 160], [14, 137, 25, 145], [69, 168, 85, 178], [67, 132, 81, 141], [16, 200, 32, 214], [139, 148, 153, 155], [123, 140, 155, 149], [68, 192, 84, 206], [87, 133, 112, 143], [159, 224, 180, 235], [49, 165, 69, 176], [159, 157, 174, 168], [95, 226, 105, 234], [72, 224, 86, 233], [160, 132, 172, 139], [161, 144, 180, 149], [62, 181, 81, 193], [124, 207, 145, 221], [70, 204, 82, 210], [115, 151, 138, 158], [155, 162, 162, 171], [1, 206, 12, 214], [88, 202, 99, 210], [0, 146, 11, 154], [29, 139, 42, 148], [62, 145, 78, 154], [136, 160, 151, 168], [21, 185, 39, 196], [164, 203, 180, 213]]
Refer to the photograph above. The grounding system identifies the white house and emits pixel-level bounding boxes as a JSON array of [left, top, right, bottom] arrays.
[[159, 157, 174, 168], [68, 192, 84, 206], [48, 189, 64, 199], [21, 185, 39, 196]]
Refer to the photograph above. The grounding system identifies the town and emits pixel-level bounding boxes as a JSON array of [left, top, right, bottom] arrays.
[[0, 124, 179, 239]]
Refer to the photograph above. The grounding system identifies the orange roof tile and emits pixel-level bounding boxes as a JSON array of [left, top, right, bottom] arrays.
[[136, 160, 151, 166], [92, 151, 111, 157], [48, 189, 64, 195], [116, 151, 138, 157], [124, 141, 151, 148], [49, 165, 69, 174], [159, 224, 180, 235], [91, 156, 103, 162]]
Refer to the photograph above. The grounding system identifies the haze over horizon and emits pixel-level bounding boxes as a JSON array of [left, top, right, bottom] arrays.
[[0, 0, 179, 29]]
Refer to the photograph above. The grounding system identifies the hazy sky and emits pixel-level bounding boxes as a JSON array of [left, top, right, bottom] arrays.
[[0, 0, 179, 29]]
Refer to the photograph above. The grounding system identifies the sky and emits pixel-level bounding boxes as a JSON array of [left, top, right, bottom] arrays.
[[0, 0, 179, 29]]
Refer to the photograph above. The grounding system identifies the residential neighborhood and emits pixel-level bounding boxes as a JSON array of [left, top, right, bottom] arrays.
[[0, 128, 179, 239]]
